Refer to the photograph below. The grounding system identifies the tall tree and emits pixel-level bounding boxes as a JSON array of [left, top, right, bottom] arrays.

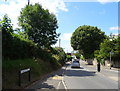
[[18, 3, 59, 48], [98, 35, 120, 61], [112, 35, 120, 61], [99, 39, 114, 59], [1, 15, 14, 59], [71, 25, 106, 59]]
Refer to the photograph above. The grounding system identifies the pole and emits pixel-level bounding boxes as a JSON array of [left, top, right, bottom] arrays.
[[18, 70, 21, 86], [28, 0, 30, 5], [59, 39, 61, 47], [110, 52, 111, 69], [18, 64, 21, 86], [28, 68, 31, 81]]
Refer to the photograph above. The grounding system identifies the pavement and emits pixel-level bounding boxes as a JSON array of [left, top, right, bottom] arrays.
[[83, 60, 119, 71], [26, 65, 68, 90]]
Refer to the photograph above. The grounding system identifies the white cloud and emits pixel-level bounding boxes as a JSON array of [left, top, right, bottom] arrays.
[[0, 0, 68, 29], [30, 0, 68, 14], [109, 26, 120, 31], [63, 43, 73, 53], [0, 0, 27, 29], [97, 0, 119, 4], [52, 33, 73, 52], [112, 33, 118, 35], [61, 33, 72, 41], [61, 33, 73, 52]]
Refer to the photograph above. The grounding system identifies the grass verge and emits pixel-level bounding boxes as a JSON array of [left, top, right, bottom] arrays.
[[2, 58, 60, 89]]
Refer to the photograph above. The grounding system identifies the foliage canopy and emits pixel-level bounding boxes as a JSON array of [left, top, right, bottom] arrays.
[[71, 25, 106, 59], [95, 35, 120, 62], [18, 3, 59, 48]]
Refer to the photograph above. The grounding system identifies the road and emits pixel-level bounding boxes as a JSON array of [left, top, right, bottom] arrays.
[[64, 61, 118, 89], [27, 60, 119, 90]]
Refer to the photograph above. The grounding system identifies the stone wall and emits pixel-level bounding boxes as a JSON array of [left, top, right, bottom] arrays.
[[86, 59, 94, 65], [112, 60, 120, 68], [87, 58, 120, 68]]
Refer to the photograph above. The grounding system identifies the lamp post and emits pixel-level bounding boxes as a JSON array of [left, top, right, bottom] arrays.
[[110, 52, 112, 69], [110, 33, 113, 69], [109, 33, 114, 69], [59, 39, 61, 48], [28, 0, 30, 5], [110, 51, 114, 69]]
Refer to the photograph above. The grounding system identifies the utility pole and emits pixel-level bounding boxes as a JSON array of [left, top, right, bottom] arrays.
[[109, 33, 114, 69], [110, 52, 111, 69], [110, 51, 114, 69], [59, 39, 61, 48], [28, 0, 30, 5]]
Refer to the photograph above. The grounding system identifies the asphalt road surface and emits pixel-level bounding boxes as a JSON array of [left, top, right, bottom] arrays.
[[27, 60, 119, 90], [63, 60, 118, 89]]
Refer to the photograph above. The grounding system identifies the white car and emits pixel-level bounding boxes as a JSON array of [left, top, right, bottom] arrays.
[[71, 60, 80, 68]]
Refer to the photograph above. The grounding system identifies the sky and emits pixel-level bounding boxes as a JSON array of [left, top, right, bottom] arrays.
[[0, 0, 119, 53]]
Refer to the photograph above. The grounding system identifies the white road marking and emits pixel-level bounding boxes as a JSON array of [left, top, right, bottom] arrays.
[[57, 81, 61, 89], [62, 79, 68, 91]]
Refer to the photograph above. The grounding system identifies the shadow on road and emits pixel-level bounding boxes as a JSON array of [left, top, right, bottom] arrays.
[[36, 82, 55, 89], [24, 83, 55, 91], [25, 66, 66, 89], [71, 67, 84, 69], [64, 69, 96, 77]]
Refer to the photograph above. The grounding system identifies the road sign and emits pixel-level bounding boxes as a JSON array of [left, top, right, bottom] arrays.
[[19, 68, 31, 86]]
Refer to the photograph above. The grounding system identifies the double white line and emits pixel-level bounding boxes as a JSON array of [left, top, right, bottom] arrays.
[[57, 79, 68, 91], [57, 66, 68, 91]]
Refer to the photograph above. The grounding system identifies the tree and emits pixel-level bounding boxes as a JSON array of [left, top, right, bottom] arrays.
[[1, 15, 36, 60], [98, 39, 114, 60], [1, 15, 14, 59], [99, 35, 120, 61], [71, 25, 106, 59], [74, 51, 81, 59], [18, 3, 59, 48], [112, 35, 120, 61], [94, 35, 120, 67], [1, 14, 13, 33]]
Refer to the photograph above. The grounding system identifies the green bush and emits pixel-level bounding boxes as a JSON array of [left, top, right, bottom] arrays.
[[2, 58, 57, 89], [2, 32, 35, 60], [66, 55, 72, 61], [80, 55, 85, 60], [1, 15, 53, 61], [52, 47, 66, 65]]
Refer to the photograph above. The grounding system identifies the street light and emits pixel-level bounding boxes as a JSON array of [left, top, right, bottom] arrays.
[[28, 0, 30, 5], [59, 39, 61, 48], [110, 51, 114, 69], [109, 33, 114, 69]]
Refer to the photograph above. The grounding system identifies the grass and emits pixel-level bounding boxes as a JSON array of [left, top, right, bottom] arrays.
[[2, 58, 60, 89]]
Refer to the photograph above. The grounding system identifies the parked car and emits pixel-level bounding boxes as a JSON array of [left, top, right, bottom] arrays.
[[71, 59, 80, 68]]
